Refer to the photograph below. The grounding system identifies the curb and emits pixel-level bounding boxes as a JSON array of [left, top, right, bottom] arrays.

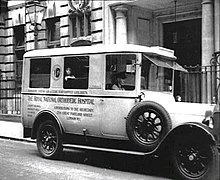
[[0, 136, 36, 143]]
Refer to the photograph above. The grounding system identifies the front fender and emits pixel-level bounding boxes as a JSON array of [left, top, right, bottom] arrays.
[[157, 122, 216, 155]]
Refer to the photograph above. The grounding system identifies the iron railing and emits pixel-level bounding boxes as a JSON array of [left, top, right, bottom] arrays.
[[0, 61, 22, 114], [179, 53, 220, 104]]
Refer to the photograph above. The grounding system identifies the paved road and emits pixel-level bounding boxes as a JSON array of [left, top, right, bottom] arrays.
[[0, 138, 172, 180]]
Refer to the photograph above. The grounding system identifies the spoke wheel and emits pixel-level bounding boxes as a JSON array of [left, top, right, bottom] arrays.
[[37, 120, 63, 159], [133, 109, 163, 145], [126, 101, 171, 152], [172, 140, 219, 180]]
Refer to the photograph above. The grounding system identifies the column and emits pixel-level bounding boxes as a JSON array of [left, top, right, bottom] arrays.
[[215, 0, 220, 103], [202, 0, 214, 103], [91, 1, 103, 45], [0, 0, 7, 62], [214, 0, 220, 52], [113, 5, 128, 44]]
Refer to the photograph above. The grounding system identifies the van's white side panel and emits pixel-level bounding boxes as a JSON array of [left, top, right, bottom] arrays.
[[22, 93, 102, 136]]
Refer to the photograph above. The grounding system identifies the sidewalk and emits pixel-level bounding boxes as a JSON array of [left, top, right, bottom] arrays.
[[0, 114, 25, 140]]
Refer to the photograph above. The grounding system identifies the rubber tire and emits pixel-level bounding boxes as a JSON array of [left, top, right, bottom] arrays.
[[126, 101, 172, 152], [37, 120, 63, 159], [172, 139, 219, 180]]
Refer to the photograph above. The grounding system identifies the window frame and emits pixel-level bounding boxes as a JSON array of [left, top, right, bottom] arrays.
[[14, 25, 25, 48], [46, 17, 61, 48], [69, 12, 91, 41], [29, 58, 51, 88], [14, 25, 25, 90], [141, 54, 174, 92], [63, 55, 89, 90], [105, 53, 137, 91]]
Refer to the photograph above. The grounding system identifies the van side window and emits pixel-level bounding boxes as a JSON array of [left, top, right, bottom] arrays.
[[29, 58, 51, 88], [64, 56, 89, 89], [141, 55, 173, 92], [106, 54, 136, 90]]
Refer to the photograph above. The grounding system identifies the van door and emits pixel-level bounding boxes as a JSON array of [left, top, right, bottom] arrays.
[[101, 53, 139, 138]]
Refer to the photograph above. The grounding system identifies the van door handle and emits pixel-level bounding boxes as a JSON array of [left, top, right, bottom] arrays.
[[100, 99, 104, 102]]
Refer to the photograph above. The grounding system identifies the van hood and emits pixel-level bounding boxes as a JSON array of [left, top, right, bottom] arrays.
[[167, 102, 215, 127], [141, 91, 215, 128]]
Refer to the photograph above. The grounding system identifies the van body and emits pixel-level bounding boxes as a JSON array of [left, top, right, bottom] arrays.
[[22, 44, 219, 180]]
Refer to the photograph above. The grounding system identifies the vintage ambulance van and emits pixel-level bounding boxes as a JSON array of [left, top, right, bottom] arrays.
[[22, 44, 219, 180]]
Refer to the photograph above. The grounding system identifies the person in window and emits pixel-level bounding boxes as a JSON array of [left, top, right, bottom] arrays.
[[111, 72, 127, 90], [65, 67, 76, 81]]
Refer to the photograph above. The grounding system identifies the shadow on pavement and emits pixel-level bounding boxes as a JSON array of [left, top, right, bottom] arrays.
[[60, 148, 173, 179]]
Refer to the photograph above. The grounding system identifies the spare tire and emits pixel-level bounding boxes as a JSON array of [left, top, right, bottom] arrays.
[[126, 101, 172, 152]]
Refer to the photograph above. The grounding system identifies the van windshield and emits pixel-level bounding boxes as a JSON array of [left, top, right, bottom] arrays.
[[141, 54, 173, 92]]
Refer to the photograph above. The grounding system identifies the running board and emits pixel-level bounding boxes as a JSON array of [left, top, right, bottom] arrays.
[[63, 144, 152, 156]]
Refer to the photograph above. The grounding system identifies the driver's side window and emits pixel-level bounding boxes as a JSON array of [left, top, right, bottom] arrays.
[[105, 54, 136, 91]]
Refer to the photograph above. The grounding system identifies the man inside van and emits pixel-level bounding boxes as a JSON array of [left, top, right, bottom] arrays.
[[111, 72, 127, 90]]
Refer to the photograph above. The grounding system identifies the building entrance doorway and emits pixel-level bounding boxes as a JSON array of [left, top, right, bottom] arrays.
[[163, 19, 201, 100]]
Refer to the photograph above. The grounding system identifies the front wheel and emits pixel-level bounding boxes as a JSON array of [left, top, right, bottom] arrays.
[[37, 120, 63, 159], [172, 140, 219, 180]]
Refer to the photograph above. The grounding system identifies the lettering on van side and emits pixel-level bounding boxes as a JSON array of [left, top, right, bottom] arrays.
[[26, 95, 95, 122], [54, 105, 94, 122], [27, 95, 95, 105]]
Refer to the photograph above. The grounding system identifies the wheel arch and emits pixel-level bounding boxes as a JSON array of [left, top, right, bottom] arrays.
[[31, 110, 64, 139], [157, 122, 217, 155]]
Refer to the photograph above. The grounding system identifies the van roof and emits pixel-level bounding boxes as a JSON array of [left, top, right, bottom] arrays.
[[24, 44, 176, 60]]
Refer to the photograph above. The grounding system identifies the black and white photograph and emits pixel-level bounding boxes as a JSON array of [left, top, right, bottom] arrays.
[[0, 0, 219, 179]]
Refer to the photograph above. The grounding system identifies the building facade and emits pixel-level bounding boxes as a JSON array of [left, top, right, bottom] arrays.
[[0, 0, 219, 137]]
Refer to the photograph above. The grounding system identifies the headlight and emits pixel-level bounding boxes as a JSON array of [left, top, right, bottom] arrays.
[[202, 116, 214, 129], [137, 92, 145, 102], [202, 110, 214, 129]]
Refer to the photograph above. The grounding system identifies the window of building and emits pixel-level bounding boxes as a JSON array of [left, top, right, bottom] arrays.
[[46, 17, 60, 48], [64, 56, 89, 89], [14, 25, 25, 48], [106, 54, 136, 90], [29, 58, 51, 88], [70, 13, 91, 39], [14, 25, 25, 89]]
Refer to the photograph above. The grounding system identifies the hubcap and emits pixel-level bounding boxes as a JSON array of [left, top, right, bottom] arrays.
[[40, 126, 57, 154], [188, 154, 195, 161], [177, 145, 210, 178]]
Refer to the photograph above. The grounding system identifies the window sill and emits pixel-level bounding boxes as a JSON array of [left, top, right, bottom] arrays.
[[47, 40, 60, 48], [70, 36, 92, 46], [15, 45, 25, 51]]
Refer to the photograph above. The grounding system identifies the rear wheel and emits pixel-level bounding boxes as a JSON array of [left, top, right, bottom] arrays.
[[37, 120, 63, 159], [172, 139, 219, 180]]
